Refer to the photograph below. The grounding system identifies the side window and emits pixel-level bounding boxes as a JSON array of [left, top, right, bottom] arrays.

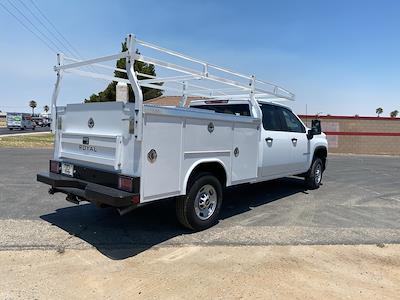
[[260, 104, 283, 131], [279, 108, 305, 133]]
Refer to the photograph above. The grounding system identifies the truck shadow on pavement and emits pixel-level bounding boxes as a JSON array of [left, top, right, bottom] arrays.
[[40, 177, 308, 260]]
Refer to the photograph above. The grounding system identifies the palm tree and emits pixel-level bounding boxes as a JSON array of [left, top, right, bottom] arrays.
[[390, 110, 399, 118], [29, 100, 37, 116], [43, 105, 49, 113], [376, 107, 383, 117]]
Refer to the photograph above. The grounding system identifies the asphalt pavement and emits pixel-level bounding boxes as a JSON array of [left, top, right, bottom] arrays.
[[0, 148, 399, 259], [0, 126, 50, 136]]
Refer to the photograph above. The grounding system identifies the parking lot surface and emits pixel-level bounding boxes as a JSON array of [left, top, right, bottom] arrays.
[[0, 148, 399, 259]]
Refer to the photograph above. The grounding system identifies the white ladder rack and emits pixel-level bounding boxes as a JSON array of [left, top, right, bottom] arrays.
[[51, 34, 295, 139]]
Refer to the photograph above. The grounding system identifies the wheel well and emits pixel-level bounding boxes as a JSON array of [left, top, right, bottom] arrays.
[[187, 162, 227, 192], [314, 147, 327, 170]]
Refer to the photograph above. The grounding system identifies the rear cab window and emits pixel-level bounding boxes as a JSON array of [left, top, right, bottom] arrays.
[[192, 104, 251, 117]]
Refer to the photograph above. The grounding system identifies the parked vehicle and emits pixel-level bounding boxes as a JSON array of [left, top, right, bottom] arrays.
[[32, 116, 51, 127], [7, 112, 36, 130], [32, 117, 44, 127], [42, 117, 51, 127], [37, 34, 328, 231]]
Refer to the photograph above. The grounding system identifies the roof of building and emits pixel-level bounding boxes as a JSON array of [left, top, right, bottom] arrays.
[[145, 96, 201, 107]]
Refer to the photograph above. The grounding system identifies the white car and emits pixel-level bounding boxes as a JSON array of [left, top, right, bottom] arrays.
[[37, 35, 328, 231]]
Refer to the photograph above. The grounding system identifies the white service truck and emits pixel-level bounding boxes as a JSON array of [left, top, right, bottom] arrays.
[[37, 34, 328, 231]]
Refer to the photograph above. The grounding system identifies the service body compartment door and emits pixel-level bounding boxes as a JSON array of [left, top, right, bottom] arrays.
[[231, 121, 260, 183], [141, 113, 183, 202]]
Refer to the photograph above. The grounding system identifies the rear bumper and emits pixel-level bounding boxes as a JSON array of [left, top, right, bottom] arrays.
[[37, 172, 137, 207]]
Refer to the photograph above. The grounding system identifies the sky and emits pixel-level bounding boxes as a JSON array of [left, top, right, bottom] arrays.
[[0, 0, 399, 116]]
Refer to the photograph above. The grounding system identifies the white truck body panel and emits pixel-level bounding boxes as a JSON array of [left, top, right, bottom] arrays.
[[140, 105, 260, 202]]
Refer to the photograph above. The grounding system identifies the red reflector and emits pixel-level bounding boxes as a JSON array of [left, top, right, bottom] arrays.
[[118, 176, 133, 192], [131, 195, 140, 205], [50, 160, 60, 174]]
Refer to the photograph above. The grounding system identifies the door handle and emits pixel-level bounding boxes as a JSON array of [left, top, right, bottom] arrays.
[[291, 138, 298, 143], [265, 137, 273, 142]]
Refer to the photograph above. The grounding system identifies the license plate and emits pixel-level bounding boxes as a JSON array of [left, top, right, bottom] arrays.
[[61, 163, 74, 177]]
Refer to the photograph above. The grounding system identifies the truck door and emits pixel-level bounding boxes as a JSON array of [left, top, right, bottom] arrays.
[[276, 106, 309, 173], [260, 104, 292, 177]]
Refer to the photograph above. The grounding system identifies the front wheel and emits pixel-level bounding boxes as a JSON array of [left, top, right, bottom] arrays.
[[305, 158, 323, 189], [176, 173, 223, 231]]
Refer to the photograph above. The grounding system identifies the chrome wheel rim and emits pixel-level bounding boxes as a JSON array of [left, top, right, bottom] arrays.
[[194, 184, 218, 220], [315, 163, 322, 185]]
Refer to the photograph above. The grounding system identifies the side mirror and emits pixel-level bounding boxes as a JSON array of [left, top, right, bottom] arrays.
[[307, 119, 322, 140], [307, 129, 314, 140], [311, 119, 322, 135]]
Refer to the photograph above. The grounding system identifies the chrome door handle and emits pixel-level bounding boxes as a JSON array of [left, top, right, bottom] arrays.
[[291, 138, 298, 142], [265, 137, 273, 142]]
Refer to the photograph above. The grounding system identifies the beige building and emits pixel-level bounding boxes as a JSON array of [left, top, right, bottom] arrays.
[[300, 115, 400, 155]]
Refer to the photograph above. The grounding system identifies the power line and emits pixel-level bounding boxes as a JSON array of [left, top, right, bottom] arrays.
[[29, 0, 85, 59], [16, 0, 76, 58], [0, 2, 57, 53], [7, 0, 63, 53]]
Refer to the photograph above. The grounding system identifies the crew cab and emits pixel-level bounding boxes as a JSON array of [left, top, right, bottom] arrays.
[[37, 34, 328, 231]]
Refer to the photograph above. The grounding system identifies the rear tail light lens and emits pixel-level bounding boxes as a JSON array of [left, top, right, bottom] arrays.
[[50, 160, 60, 174], [131, 195, 140, 205], [118, 175, 134, 192]]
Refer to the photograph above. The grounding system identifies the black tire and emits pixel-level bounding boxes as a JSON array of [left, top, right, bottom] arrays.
[[176, 173, 223, 231], [32, 126, 36, 130], [305, 158, 323, 190]]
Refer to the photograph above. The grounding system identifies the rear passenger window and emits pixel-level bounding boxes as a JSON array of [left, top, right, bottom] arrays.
[[260, 104, 282, 131]]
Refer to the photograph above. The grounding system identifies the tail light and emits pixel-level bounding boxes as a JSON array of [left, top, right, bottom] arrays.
[[118, 175, 134, 192], [131, 195, 140, 205], [50, 160, 60, 174]]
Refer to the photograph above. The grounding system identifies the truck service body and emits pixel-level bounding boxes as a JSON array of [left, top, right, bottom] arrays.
[[37, 34, 328, 230]]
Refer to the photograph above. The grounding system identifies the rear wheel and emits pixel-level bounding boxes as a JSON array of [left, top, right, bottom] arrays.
[[305, 158, 323, 189], [176, 173, 223, 231]]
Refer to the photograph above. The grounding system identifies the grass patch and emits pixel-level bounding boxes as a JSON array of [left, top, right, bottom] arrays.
[[0, 133, 54, 148]]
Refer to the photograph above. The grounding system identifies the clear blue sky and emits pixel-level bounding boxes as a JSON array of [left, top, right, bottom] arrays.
[[0, 0, 399, 116]]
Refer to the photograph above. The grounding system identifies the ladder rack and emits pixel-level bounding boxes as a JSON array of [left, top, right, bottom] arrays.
[[51, 34, 295, 139]]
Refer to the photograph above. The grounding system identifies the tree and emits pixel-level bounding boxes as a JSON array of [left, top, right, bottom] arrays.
[[376, 107, 383, 117], [390, 110, 399, 118], [43, 105, 49, 113], [85, 40, 162, 103], [29, 100, 37, 115]]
